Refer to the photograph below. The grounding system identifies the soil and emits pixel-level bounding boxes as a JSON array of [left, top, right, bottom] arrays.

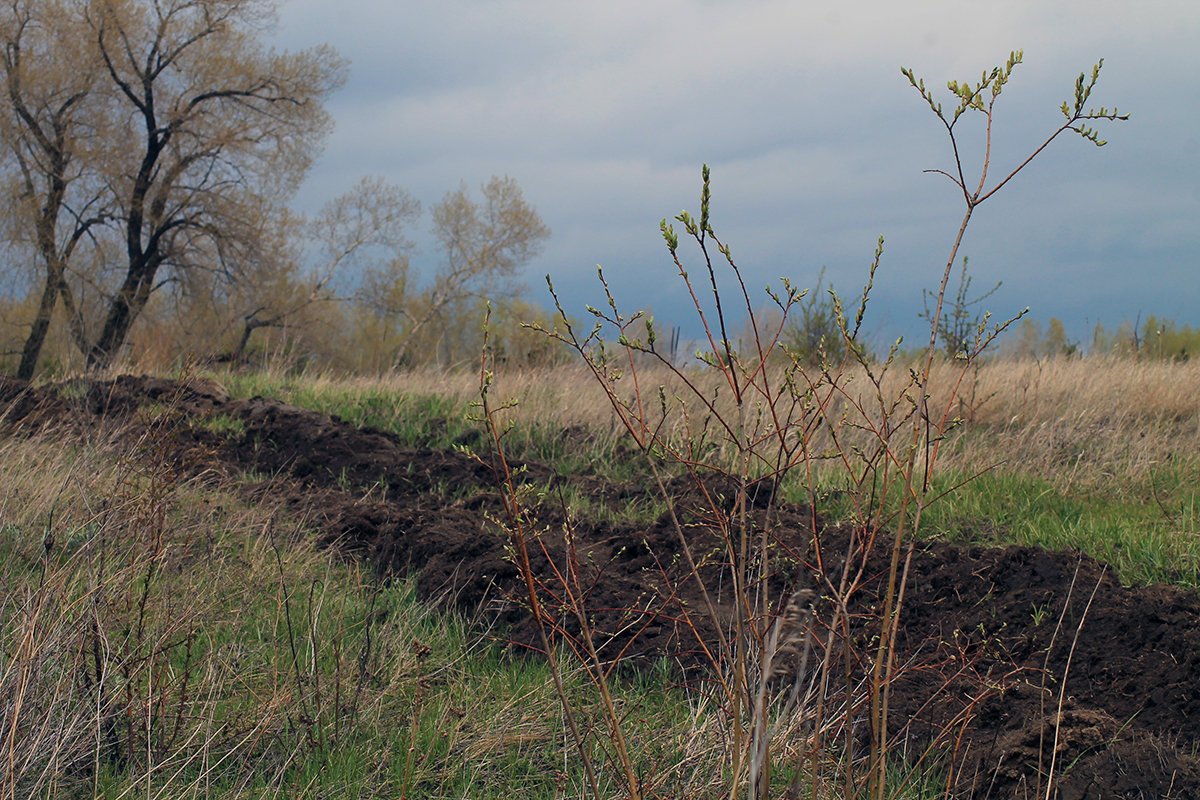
[[3, 374, 1199, 799]]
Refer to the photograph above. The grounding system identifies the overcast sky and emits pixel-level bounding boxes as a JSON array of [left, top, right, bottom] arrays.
[[270, 0, 1199, 351]]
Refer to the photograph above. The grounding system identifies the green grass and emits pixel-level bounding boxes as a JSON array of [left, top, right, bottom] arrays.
[[7, 551, 691, 799], [197, 410, 246, 436], [794, 464, 1200, 590], [0, 435, 715, 800], [550, 482, 671, 527], [220, 371, 477, 449], [916, 464, 1200, 589]]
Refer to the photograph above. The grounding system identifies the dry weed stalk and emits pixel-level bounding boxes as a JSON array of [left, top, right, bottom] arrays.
[[473, 335, 608, 797]]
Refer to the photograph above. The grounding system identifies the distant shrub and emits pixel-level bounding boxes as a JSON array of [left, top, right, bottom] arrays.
[[1092, 315, 1200, 361], [1006, 316, 1079, 359], [921, 256, 1004, 359], [779, 266, 866, 366]]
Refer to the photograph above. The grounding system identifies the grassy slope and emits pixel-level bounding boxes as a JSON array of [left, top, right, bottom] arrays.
[[0, 433, 702, 800], [216, 359, 1200, 591], [7, 357, 1199, 797]]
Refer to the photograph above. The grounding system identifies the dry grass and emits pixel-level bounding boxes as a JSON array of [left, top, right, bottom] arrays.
[[926, 356, 1200, 488], [18, 350, 1183, 798], [0, 417, 729, 799], [0, 428, 324, 798], [210, 354, 1200, 493]]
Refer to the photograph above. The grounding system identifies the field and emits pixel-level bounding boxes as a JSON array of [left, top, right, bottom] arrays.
[[3, 358, 1200, 799]]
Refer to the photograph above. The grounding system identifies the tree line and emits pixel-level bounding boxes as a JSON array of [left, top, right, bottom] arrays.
[[0, 0, 563, 378]]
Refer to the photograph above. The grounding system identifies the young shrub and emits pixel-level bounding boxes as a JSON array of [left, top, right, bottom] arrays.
[[481, 51, 1126, 800]]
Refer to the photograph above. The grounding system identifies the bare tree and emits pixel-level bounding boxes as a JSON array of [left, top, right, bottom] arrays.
[[10, 0, 342, 374], [0, 0, 346, 375], [79, 0, 346, 368], [394, 175, 550, 365], [230, 176, 420, 361], [0, 0, 109, 378]]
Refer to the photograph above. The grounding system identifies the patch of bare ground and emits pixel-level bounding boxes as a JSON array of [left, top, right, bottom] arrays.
[[3, 374, 1199, 799]]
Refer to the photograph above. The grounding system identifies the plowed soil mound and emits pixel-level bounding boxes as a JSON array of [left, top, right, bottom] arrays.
[[3, 374, 1199, 799]]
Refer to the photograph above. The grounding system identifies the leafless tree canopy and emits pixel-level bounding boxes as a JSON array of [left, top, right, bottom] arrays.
[[0, 1, 557, 376], [0, 0, 346, 374]]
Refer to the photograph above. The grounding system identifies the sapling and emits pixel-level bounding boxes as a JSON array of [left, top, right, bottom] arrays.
[[493, 50, 1129, 800]]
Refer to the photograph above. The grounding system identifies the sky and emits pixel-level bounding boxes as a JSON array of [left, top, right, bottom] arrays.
[[268, 0, 1200, 352]]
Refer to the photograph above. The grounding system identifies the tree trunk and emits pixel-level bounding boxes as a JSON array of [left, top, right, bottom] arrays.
[[87, 291, 134, 369], [16, 272, 59, 379], [87, 254, 160, 369], [231, 317, 263, 363]]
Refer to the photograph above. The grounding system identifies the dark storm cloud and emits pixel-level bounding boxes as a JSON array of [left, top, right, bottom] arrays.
[[271, 0, 1200, 347]]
